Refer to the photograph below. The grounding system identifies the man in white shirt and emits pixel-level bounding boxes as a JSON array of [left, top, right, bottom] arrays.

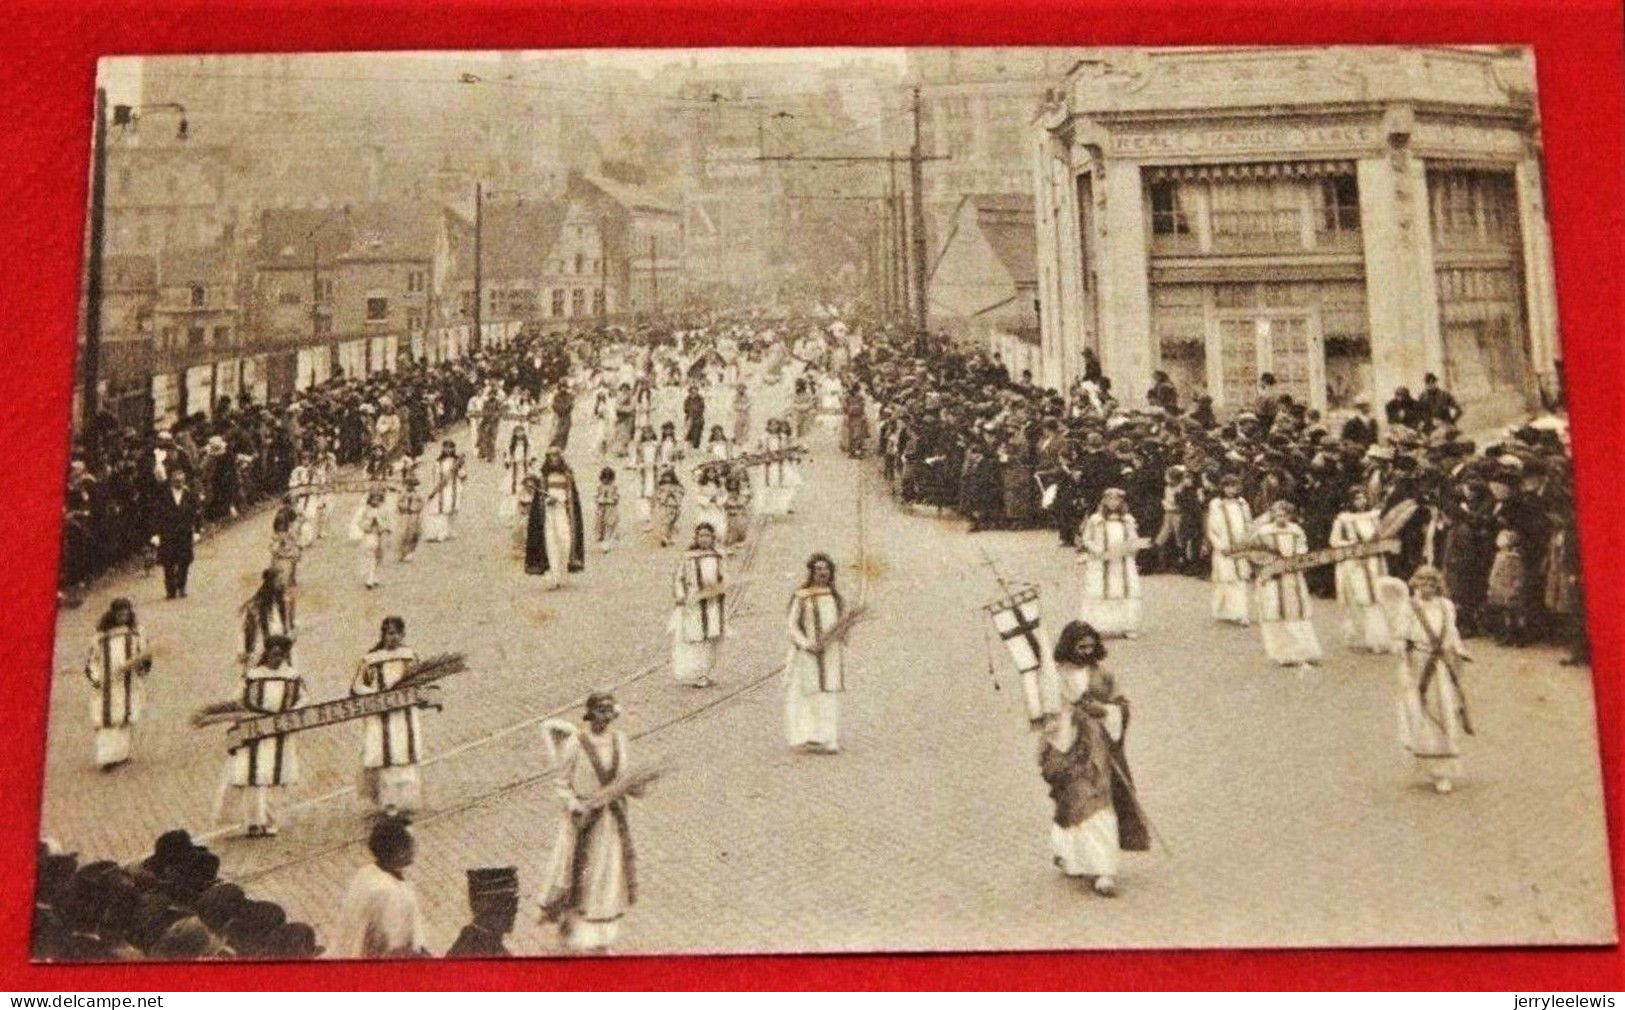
[[336, 817, 428, 959]]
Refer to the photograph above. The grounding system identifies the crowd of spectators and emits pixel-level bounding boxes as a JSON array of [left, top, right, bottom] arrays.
[[853, 323, 1585, 663], [33, 830, 323, 961], [58, 329, 588, 599]]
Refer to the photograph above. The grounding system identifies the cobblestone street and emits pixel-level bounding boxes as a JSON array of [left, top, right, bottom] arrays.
[[39, 370, 1614, 956]]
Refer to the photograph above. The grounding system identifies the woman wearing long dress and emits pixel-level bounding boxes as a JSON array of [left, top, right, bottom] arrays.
[[756, 419, 791, 516], [1037, 649, 1147, 897], [692, 470, 728, 545], [1076, 488, 1144, 638], [1254, 500, 1324, 668], [1330, 488, 1393, 652], [348, 488, 392, 590], [1205, 473, 1254, 625], [541, 692, 639, 953], [351, 616, 422, 815], [227, 634, 305, 837], [784, 553, 846, 754], [1395, 565, 1472, 793], [500, 424, 534, 521], [423, 441, 464, 543], [84, 598, 150, 770], [651, 468, 685, 548], [240, 567, 296, 666], [706, 425, 732, 463], [525, 448, 586, 590], [633, 428, 660, 529], [670, 523, 726, 688]]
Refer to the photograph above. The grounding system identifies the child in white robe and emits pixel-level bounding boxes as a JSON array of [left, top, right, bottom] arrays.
[[670, 524, 726, 687], [84, 598, 149, 770], [1330, 489, 1393, 652], [784, 553, 846, 753], [1396, 565, 1472, 793], [351, 617, 423, 814], [1253, 500, 1324, 668], [1205, 475, 1254, 625], [1076, 488, 1144, 638]]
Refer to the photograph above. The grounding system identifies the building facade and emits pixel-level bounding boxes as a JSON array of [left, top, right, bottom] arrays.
[[910, 48, 1088, 242], [1032, 46, 1558, 427]]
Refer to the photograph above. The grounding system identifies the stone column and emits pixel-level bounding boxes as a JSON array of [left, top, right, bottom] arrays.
[[1032, 127, 1073, 392], [1096, 156, 1154, 406], [1357, 106, 1443, 405], [1515, 153, 1560, 398]]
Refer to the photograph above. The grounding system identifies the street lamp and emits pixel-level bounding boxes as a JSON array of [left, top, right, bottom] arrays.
[[83, 92, 187, 429]]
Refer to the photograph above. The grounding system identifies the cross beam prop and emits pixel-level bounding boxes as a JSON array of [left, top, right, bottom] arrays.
[[1228, 537, 1400, 581], [690, 446, 808, 478], [223, 684, 444, 749]]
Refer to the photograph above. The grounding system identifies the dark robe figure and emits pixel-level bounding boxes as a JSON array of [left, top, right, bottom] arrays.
[[683, 389, 707, 450], [525, 454, 586, 577], [1039, 684, 1151, 869]]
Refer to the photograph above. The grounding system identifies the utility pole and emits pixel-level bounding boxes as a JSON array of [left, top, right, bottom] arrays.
[[310, 236, 321, 344], [472, 180, 483, 354], [755, 125, 945, 331], [649, 233, 659, 316], [909, 86, 929, 344], [82, 88, 108, 429]]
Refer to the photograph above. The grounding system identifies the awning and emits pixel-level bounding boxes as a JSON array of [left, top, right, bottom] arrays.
[[1147, 160, 1356, 183]]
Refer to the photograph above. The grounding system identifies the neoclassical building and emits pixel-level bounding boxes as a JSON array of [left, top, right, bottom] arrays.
[[1031, 46, 1558, 426]]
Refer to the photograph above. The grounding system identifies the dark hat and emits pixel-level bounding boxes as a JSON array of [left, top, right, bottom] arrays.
[[264, 921, 324, 959], [467, 866, 519, 901], [192, 882, 246, 934], [149, 830, 197, 870], [224, 900, 286, 957]]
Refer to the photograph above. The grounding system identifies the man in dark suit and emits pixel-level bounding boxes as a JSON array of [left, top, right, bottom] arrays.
[[150, 468, 201, 599], [1417, 372, 1464, 431]]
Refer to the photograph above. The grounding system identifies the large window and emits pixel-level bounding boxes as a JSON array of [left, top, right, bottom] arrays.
[[407, 270, 426, 293], [366, 297, 389, 322], [1315, 175, 1361, 238], [551, 289, 565, 317], [571, 289, 586, 317], [190, 284, 206, 308], [1149, 181, 1191, 236], [1209, 179, 1301, 253], [1429, 169, 1520, 251]]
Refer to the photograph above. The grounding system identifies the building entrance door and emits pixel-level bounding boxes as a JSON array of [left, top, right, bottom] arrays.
[[1211, 311, 1324, 413]]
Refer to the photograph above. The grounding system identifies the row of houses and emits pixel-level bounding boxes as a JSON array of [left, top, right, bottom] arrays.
[[85, 172, 681, 429]]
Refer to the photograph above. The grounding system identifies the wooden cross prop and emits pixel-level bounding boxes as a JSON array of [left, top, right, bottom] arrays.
[[691, 446, 809, 479], [288, 478, 405, 497], [222, 684, 444, 749], [193, 654, 467, 748], [1224, 500, 1416, 581]]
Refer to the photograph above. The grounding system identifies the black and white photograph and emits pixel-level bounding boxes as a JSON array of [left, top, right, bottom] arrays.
[[37, 45, 1613, 961]]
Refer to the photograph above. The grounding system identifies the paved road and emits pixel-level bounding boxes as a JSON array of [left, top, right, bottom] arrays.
[[41, 368, 1615, 955]]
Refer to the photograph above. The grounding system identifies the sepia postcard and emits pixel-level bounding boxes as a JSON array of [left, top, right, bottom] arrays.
[[35, 45, 1614, 962]]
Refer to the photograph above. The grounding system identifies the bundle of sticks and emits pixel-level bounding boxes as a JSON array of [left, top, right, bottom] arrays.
[[189, 653, 466, 729], [810, 605, 873, 654], [578, 758, 670, 814]]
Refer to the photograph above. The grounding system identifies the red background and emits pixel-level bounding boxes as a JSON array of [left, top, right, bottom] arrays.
[[1, 0, 1621, 990]]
